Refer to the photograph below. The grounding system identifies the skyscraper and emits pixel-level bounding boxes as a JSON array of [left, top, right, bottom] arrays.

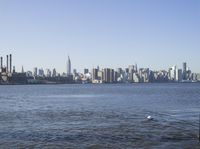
[[92, 68, 98, 81], [46, 69, 51, 77], [33, 67, 38, 76], [38, 68, 44, 77], [128, 65, 134, 82], [67, 56, 71, 76], [84, 69, 89, 74], [52, 68, 56, 77], [183, 62, 187, 80], [103, 68, 114, 83], [21, 66, 24, 73]]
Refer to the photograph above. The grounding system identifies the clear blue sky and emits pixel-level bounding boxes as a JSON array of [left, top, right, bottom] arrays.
[[0, 0, 199, 73]]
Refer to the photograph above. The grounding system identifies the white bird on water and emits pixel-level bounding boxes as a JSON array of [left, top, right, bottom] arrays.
[[147, 115, 153, 120]]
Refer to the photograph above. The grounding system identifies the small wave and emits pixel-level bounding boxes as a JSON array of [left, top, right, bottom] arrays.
[[35, 94, 102, 99]]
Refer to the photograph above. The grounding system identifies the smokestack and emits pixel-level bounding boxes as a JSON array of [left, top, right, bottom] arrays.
[[10, 54, 12, 73], [6, 55, 8, 73], [0, 57, 2, 71]]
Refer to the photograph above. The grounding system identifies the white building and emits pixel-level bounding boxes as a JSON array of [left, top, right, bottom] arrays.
[[175, 69, 182, 82], [169, 66, 176, 81]]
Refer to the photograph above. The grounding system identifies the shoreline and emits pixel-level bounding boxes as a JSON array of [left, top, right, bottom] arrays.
[[0, 81, 199, 86]]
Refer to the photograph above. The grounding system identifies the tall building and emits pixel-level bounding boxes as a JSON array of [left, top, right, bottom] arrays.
[[84, 69, 89, 74], [175, 69, 182, 82], [103, 68, 114, 83], [38, 68, 44, 77], [103, 68, 110, 83], [169, 66, 176, 81], [46, 69, 52, 77], [52, 68, 56, 77], [67, 56, 71, 76], [21, 66, 24, 73], [114, 71, 118, 83], [183, 62, 187, 80], [33, 67, 38, 76], [97, 66, 100, 71], [135, 63, 138, 73], [92, 68, 98, 81], [133, 73, 140, 83], [128, 65, 134, 74], [139, 68, 150, 82], [196, 73, 200, 81], [98, 70, 103, 82]]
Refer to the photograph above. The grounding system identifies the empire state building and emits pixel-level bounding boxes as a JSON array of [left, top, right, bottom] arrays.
[[67, 56, 71, 76]]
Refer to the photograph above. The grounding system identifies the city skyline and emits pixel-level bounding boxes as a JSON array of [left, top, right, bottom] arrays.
[[0, 0, 200, 72], [0, 53, 198, 74], [1, 53, 198, 84]]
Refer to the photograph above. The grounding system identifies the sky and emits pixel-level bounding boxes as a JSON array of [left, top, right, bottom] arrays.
[[0, 0, 200, 73]]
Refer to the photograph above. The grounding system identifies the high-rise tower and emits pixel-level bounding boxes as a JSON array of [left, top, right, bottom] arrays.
[[183, 62, 187, 80], [67, 56, 71, 76]]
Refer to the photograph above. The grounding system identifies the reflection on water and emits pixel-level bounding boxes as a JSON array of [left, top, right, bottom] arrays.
[[0, 83, 200, 148]]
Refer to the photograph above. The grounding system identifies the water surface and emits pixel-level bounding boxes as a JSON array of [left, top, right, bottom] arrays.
[[0, 83, 200, 148]]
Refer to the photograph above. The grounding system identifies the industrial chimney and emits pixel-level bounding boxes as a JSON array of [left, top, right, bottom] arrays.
[[6, 55, 8, 73], [0, 57, 2, 71], [10, 54, 12, 73]]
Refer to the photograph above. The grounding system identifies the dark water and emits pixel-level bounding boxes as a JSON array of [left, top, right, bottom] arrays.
[[0, 83, 200, 149]]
